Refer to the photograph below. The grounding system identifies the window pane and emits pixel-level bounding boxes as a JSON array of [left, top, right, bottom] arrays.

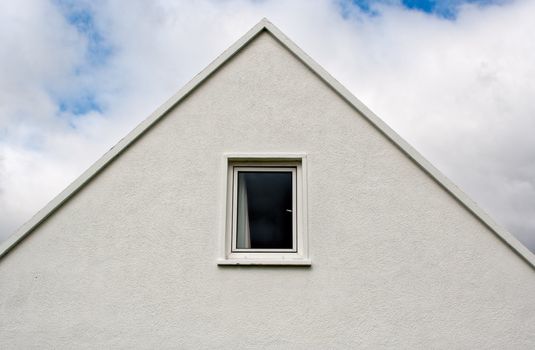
[[236, 171, 293, 249]]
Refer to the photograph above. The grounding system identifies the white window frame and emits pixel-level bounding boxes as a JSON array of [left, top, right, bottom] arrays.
[[218, 153, 310, 266]]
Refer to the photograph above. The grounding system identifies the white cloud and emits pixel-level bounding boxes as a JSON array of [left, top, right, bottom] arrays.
[[1, 0, 534, 252]]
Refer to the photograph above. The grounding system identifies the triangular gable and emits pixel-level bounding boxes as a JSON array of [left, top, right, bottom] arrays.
[[1, 18, 533, 268]]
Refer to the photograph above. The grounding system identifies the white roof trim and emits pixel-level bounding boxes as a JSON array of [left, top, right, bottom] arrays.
[[1, 18, 533, 268]]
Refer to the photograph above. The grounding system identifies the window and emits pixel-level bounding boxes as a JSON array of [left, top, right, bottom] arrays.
[[233, 167, 295, 251], [218, 154, 310, 265]]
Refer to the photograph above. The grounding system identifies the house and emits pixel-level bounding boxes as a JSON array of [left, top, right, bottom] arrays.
[[1, 18, 534, 349]]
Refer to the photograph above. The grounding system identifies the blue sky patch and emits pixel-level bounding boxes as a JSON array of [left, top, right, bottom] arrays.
[[52, 1, 112, 118], [62, 6, 113, 66], [342, 0, 505, 19], [402, 0, 504, 18], [58, 93, 102, 117], [348, 0, 375, 14]]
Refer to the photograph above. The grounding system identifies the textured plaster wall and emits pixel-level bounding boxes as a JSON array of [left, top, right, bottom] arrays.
[[1, 32, 534, 349]]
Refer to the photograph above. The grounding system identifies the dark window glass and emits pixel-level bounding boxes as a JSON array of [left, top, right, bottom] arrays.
[[236, 171, 293, 249]]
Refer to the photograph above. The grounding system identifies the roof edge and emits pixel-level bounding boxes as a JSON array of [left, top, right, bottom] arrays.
[[0, 18, 268, 260], [1, 18, 534, 268], [261, 20, 535, 269]]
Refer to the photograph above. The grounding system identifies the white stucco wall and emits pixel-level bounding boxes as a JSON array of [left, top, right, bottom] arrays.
[[1, 31, 534, 349]]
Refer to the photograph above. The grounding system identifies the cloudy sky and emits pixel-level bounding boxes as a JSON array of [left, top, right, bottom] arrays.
[[1, 0, 534, 253]]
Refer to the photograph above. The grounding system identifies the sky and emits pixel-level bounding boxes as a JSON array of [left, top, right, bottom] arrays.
[[0, 0, 534, 253]]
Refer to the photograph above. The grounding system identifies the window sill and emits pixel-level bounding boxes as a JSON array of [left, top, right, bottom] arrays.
[[217, 258, 311, 266]]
